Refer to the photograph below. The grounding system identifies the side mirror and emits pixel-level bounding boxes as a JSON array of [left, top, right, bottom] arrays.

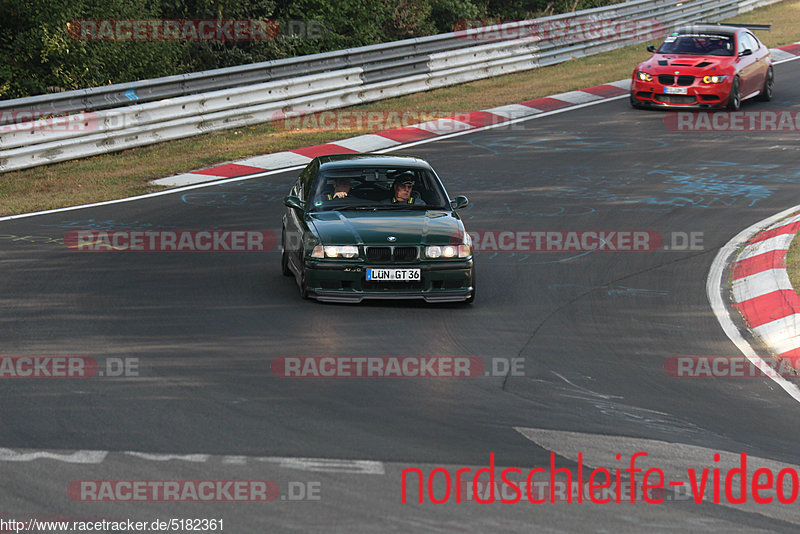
[[739, 48, 752, 57], [647, 45, 657, 53], [284, 195, 306, 211], [450, 196, 469, 210]]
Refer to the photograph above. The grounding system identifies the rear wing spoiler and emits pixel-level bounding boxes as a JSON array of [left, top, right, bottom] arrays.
[[702, 23, 772, 31]]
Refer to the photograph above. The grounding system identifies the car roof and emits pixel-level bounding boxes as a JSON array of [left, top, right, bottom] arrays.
[[674, 25, 739, 37], [315, 153, 433, 171]]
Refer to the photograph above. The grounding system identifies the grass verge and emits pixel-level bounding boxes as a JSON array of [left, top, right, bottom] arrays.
[[787, 223, 800, 294], [1, 0, 799, 216]]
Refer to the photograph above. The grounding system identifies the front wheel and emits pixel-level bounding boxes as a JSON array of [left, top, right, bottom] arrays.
[[298, 257, 309, 299], [464, 268, 476, 304], [757, 67, 774, 101], [727, 77, 741, 111], [281, 227, 292, 276], [629, 93, 642, 109]]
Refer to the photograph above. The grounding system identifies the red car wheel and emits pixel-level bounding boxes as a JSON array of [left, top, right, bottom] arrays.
[[727, 77, 741, 111], [757, 67, 774, 101]]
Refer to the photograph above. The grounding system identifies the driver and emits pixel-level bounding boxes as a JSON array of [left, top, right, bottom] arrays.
[[384, 171, 425, 205]]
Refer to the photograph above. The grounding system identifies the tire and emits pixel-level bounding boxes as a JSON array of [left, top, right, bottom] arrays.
[[629, 92, 643, 109], [297, 254, 309, 300], [727, 77, 741, 111], [281, 227, 292, 276], [757, 66, 774, 102], [464, 267, 476, 304]]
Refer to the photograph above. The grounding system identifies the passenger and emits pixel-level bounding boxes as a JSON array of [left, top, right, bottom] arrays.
[[327, 177, 354, 200]]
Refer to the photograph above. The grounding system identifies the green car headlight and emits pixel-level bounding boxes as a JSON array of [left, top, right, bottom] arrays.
[[323, 245, 359, 259], [425, 245, 443, 258], [426, 245, 457, 258], [426, 243, 471, 259]]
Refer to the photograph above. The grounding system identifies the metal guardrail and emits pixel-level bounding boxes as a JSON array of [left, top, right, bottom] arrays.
[[0, 0, 785, 172]]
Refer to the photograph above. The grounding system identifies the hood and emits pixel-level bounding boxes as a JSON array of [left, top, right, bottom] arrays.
[[640, 54, 731, 74], [308, 210, 464, 246]]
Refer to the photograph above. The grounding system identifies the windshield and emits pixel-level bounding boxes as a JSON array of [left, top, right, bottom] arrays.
[[309, 166, 449, 211], [657, 33, 734, 56]]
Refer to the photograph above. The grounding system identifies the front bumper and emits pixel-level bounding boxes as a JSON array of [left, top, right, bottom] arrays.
[[630, 77, 731, 108], [303, 259, 474, 303]]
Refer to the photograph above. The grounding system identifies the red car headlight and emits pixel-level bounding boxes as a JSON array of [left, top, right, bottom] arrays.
[[702, 75, 727, 84]]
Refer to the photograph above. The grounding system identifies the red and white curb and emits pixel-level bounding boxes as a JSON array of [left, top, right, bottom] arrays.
[[151, 81, 634, 187], [709, 205, 800, 403], [731, 213, 800, 360]]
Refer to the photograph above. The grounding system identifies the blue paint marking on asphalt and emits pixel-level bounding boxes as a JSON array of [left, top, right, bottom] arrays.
[[646, 168, 773, 207], [479, 203, 598, 219], [464, 135, 672, 155], [453, 159, 797, 213], [533, 206, 597, 217], [686, 160, 800, 183]]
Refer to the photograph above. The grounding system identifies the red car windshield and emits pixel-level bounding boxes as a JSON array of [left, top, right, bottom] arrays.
[[656, 34, 734, 56]]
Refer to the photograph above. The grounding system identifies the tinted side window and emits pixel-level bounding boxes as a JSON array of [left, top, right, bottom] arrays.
[[296, 160, 319, 201]]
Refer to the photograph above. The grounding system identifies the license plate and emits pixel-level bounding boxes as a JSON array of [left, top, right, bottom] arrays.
[[664, 86, 688, 95], [366, 268, 421, 281]]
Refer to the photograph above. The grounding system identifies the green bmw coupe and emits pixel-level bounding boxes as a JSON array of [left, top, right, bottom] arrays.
[[281, 154, 475, 303]]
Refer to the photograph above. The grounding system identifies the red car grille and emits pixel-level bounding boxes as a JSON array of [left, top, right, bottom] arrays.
[[657, 75, 695, 86]]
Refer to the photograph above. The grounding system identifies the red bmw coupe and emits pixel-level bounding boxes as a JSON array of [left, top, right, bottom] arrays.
[[630, 24, 773, 110]]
